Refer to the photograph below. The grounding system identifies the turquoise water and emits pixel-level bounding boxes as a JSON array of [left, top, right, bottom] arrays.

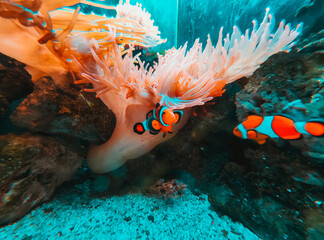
[[75, 0, 323, 49]]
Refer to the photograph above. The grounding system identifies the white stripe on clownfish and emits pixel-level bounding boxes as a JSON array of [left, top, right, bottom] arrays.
[[237, 123, 248, 139], [294, 122, 308, 135], [254, 116, 278, 138]]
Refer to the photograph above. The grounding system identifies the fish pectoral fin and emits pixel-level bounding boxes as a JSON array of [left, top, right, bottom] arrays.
[[174, 111, 183, 124], [149, 130, 160, 135]]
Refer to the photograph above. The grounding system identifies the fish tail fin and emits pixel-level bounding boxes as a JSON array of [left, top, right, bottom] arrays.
[[304, 121, 324, 137]]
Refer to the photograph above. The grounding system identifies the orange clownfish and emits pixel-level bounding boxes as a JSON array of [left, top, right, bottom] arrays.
[[233, 115, 324, 144], [134, 103, 183, 137]]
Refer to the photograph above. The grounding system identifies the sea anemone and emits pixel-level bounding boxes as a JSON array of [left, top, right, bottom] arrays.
[[77, 8, 302, 173], [0, 0, 164, 82], [0, 1, 302, 173]]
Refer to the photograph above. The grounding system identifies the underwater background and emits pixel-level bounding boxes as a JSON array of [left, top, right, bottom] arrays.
[[0, 0, 323, 239]]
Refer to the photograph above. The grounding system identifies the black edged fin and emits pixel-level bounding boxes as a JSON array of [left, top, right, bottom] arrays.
[[133, 122, 145, 135], [146, 110, 153, 119], [149, 130, 160, 135], [155, 103, 160, 109], [174, 111, 183, 124]]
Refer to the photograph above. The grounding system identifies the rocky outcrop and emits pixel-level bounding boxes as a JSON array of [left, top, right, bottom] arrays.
[[0, 94, 8, 118], [0, 133, 83, 225], [208, 145, 324, 240], [0, 59, 116, 225], [0, 53, 117, 225], [0, 53, 33, 120], [0, 53, 33, 102], [10, 76, 115, 143]]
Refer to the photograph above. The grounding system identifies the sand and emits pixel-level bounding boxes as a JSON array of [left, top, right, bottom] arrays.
[[0, 180, 259, 240]]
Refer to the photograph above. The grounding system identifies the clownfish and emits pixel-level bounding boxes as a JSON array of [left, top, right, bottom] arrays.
[[134, 103, 183, 137], [233, 115, 324, 144]]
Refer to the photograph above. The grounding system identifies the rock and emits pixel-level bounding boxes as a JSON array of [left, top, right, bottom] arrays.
[[0, 94, 8, 118], [10, 76, 115, 143], [207, 145, 324, 240], [145, 179, 187, 199], [304, 206, 324, 240], [0, 53, 33, 102], [0, 133, 83, 225]]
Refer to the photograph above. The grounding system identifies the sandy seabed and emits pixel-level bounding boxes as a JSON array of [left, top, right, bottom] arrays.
[[0, 180, 259, 240]]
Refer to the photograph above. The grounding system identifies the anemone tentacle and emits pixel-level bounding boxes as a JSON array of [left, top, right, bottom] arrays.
[[77, 9, 301, 111], [0, 0, 164, 81]]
